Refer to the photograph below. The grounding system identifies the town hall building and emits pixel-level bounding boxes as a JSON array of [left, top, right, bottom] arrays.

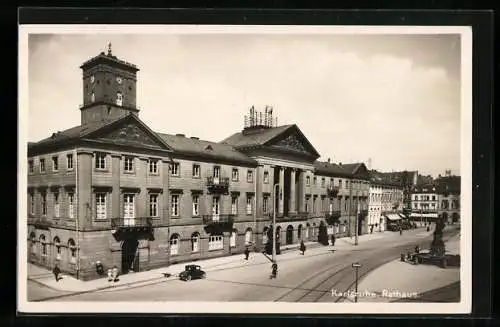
[[27, 47, 370, 280]]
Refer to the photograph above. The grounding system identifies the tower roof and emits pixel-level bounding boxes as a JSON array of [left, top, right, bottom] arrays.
[[80, 44, 139, 72]]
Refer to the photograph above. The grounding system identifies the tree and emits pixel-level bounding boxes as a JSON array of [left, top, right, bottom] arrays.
[[317, 221, 329, 246]]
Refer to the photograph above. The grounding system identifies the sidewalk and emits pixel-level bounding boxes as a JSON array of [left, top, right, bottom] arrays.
[[28, 229, 404, 294], [350, 233, 461, 303]]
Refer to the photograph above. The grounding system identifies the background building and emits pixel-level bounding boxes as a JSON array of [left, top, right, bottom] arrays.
[[435, 173, 461, 224], [368, 170, 405, 232]]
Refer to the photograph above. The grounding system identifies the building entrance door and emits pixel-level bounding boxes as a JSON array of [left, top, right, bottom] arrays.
[[121, 238, 139, 274], [286, 225, 293, 245]]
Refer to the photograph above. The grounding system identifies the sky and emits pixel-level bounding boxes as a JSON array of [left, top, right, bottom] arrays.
[[27, 32, 462, 177]]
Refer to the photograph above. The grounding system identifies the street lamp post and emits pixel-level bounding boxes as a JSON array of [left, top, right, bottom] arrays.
[[272, 183, 280, 263], [352, 262, 361, 303], [355, 201, 359, 246]]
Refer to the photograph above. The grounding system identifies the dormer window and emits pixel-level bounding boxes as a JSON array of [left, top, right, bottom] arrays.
[[116, 92, 123, 106]]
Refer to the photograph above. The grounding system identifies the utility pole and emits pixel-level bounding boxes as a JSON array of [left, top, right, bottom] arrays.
[[272, 183, 279, 263], [352, 262, 361, 303], [355, 200, 359, 246]]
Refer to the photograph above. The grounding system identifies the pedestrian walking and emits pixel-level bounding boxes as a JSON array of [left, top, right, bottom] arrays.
[[299, 240, 306, 255], [52, 265, 61, 282], [331, 234, 336, 248], [244, 247, 250, 260], [415, 245, 420, 254], [399, 227, 403, 236]]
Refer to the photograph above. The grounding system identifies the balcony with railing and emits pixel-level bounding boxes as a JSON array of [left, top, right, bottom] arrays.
[[327, 186, 339, 197], [31, 218, 52, 230], [111, 217, 153, 233], [202, 214, 234, 225], [206, 176, 230, 195]]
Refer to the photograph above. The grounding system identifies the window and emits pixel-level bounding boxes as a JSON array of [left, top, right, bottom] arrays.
[[346, 180, 349, 188], [91, 92, 95, 102], [67, 154, 73, 170], [170, 162, 179, 176], [116, 92, 123, 106], [313, 197, 317, 213], [29, 160, 34, 174], [192, 164, 200, 178], [30, 233, 36, 254], [414, 203, 418, 209], [231, 196, 238, 215], [40, 235, 47, 256], [68, 239, 76, 264], [212, 197, 220, 221], [192, 195, 199, 216], [247, 170, 253, 182], [305, 196, 310, 212], [262, 227, 269, 244], [191, 233, 200, 252], [149, 194, 158, 217], [213, 166, 221, 178], [321, 178, 325, 187], [339, 179, 342, 188], [230, 231, 236, 247], [95, 153, 106, 169], [124, 156, 134, 172], [432, 195, 436, 201], [208, 235, 223, 251], [68, 192, 74, 218], [170, 235, 179, 255], [53, 192, 60, 218], [263, 196, 270, 214], [53, 236, 61, 260], [123, 194, 135, 225], [306, 176, 310, 186], [246, 195, 253, 214], [245, 229, 252, 245], [29, 193, 34, 215], [96, 193, 107, 220], [41, 192, 47, 215], [149, 160, 158, 174], [263, 171, 269, 183], [40, 159, 46, 173], [171, 195, 179, 217], [313, 177, 317, 185], [51, 156, 58, 171], [232, 168, 239, 181]]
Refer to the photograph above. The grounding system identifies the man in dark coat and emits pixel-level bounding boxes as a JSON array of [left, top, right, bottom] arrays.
[[244, 247, 250, 260], [331, 234, 336, 248], [52, 265, 61, 282], [300, 240, 306, 255]]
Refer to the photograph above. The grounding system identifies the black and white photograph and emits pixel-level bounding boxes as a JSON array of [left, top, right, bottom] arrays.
[[18, 24, 472, 314]]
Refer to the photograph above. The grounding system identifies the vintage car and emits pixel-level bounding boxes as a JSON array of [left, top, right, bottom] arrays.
[[179, 264, 206, 281]]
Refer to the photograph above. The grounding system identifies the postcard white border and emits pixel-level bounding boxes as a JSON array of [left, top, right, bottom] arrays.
[[18, 24, 473, 314]]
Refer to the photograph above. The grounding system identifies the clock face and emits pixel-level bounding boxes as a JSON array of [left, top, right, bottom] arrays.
[[90, 75, 95, 83], [116, 76, 123, 84]]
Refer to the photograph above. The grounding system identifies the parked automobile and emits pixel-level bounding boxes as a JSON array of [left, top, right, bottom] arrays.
[[179, 265, 206, 281]]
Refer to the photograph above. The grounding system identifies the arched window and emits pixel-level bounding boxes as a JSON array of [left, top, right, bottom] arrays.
[[244, 228, 252, 245], [39, 234, 47, 256], [262, 227, 269, 244], [312, 223, 317, 238], [53, 236, 61, 260], [30, 232, 36, 254], [297, 224, 303, 240], [68, 238, 76, 264], [191, 232, 200, 252], [170, 234, 180, 255], [230, 229, 237, 248]]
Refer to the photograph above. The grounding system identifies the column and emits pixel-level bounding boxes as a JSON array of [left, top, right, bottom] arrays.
[[278, 166, 285, 215], [289, 168, 296, 213], [298, 170, 305, 212]]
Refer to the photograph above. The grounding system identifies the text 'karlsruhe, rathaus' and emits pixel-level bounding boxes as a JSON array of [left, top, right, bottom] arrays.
[[27, 47, 382, 280]]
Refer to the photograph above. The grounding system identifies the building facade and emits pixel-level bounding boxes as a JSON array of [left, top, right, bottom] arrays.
[[435, 174, 461, 224], [409, 185, 439, 223], [368, 171, 404, 232], [27, 48, 370, 280]]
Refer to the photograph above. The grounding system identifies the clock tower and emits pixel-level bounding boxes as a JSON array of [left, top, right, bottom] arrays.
[[79, 43, 140, 125]]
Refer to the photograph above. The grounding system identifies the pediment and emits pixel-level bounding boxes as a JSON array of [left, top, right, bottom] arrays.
[[87, 116, 171, 150], [266, 126, 320, 158], [353, 163, 370, 179]]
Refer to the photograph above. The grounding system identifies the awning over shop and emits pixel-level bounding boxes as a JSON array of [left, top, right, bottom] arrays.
[[385, 214, 401, 221], [409, 213, 438, 218], [398, 213, 408, 219]]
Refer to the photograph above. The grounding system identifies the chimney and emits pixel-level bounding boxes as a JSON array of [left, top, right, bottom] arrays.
[[327, 158, 331, 163], [190, 136, 199, 140], [175, 133, 185, 137], [339, 162, 342, 166]]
